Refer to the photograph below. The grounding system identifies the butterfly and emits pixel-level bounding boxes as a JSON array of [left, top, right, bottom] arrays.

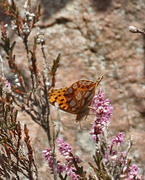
[[48, 76, 103, 122]]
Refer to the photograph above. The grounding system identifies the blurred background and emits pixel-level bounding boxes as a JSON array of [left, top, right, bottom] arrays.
[[0, 0, 145, 179]]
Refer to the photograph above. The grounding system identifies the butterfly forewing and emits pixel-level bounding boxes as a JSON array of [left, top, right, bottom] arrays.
[[48, 76, 103, 121]]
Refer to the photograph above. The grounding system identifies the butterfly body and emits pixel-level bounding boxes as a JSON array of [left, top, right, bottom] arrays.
[[49, 77, 103, 121]]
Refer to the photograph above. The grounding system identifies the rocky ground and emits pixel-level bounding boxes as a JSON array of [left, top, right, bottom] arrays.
[[0, 0, 145, 179]]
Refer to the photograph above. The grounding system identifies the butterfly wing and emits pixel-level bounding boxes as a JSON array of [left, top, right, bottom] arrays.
[[48, 86, 84, 114], [50, 80, 96, 115], [48, 76, 103, 121], [66, 80, 95, 109], [49, 87, 70, 112], [71, 80, 96, 121], [72, 76, 103, 121]]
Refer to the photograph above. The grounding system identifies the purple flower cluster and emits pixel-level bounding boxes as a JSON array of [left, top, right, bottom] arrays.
[[111, 132, 125, 145], [90, 89, 113, 141], [108, 133, 143, 180], [122, 164, 143, 180], [42, 138, 82, 179], [90, 90, 143, 179], [56, 138, 81, 179], [42, 148, 65, 174], [105, 132, 125, 163], [104, 133, 143, 179]]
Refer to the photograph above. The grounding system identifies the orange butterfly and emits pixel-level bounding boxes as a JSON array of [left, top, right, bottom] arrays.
[[49, 76, 103, 122]]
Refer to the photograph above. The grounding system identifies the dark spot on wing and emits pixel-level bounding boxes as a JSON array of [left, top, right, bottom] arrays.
[[62, 106, 67, 109]]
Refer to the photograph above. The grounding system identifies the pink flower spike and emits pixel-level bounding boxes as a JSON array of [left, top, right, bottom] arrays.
[[57, 138, 73, 156], [42, 148, 65, 174], [90, 89, 113, 141], [56, 138, 82, 179]]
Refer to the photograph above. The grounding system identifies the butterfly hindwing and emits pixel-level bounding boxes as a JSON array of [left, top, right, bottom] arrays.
[[74, 80, 96, 107]]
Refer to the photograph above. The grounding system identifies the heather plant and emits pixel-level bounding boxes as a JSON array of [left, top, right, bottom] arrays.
[[0, 0, 59, 179], [0, 74, 38, 179], [42, 90, 143, 180], [0, 0, 144, 180]]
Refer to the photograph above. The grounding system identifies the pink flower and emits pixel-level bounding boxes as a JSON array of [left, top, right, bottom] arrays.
[[129, 164, 139, 175], [91, 90, 113, 123], [42, 148, 65, 174], [121, 163, 143, 179], [70, 168, 80, 180], [56, 138, 82, 178], [125, 165, 142, 180], [57, 161, 65, 174], [42, 138, 82, 179], [111, 132, 125, 145], [90, 89, 113, 141], [56, 138, 73, 156]]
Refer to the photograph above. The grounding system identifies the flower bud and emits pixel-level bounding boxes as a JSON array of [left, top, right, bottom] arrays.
[[129, 26, 138, 33]]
